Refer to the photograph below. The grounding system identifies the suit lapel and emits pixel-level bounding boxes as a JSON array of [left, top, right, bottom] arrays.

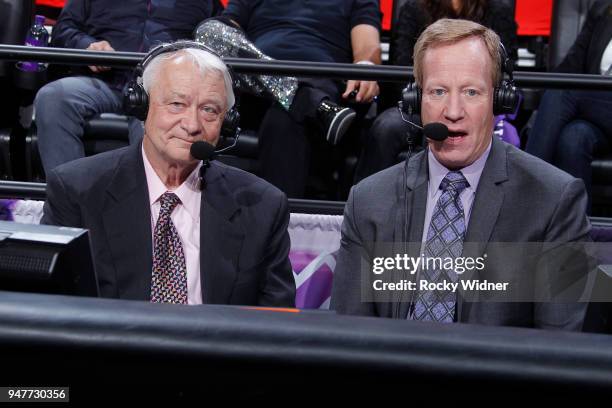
[[392, 151, 428, 319], [102, 143, 152, 300], [589, 14, 612, 74], [458, 138, 509, 321], [200, 163, 245, 304]]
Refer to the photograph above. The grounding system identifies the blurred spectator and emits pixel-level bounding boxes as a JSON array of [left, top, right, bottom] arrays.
[[35, 0, 65, 21], [34, 0, 213, 174], [526, 0, 612, 212], [222, 0, 382, 198], [211, 0, 225, 16], [354, 0, 518, 182]]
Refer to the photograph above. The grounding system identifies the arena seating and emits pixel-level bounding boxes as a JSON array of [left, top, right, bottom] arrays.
[[0, 0, 34, 78], [0, 0, 36, 180], [2, 0, 610, 208]]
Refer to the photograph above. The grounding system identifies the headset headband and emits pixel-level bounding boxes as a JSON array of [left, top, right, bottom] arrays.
[[140, 41, 223, 68]]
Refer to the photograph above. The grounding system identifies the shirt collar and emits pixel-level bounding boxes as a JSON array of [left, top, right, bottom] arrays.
[[427, 137, 492, 195], [142, 145, 202, 221]]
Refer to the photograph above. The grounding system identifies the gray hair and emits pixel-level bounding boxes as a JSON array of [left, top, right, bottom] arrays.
[[142, 46, 235, 109]]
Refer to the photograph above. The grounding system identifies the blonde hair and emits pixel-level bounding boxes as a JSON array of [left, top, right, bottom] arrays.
[[413, 18, 502, 87]]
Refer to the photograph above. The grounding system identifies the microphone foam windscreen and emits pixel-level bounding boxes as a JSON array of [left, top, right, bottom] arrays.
[[423, 122, 449, 141], [190, 141, 216, 161]]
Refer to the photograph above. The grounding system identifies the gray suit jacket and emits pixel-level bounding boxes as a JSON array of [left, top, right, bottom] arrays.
[[41, 142, 295, 307], [331, 137, 591, 330]]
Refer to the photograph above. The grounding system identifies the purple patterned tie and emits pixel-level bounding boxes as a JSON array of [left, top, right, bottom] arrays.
[[150, 192, 188, 304], [412, 171, 469, 322]]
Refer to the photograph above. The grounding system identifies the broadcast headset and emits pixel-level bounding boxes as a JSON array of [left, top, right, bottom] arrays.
[[399, 41, 519, 116], [123, 40, 240, 140]]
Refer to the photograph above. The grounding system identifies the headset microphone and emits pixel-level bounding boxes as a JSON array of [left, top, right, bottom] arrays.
[[190, 141, 215, 191], [190, 141, 217, 161], [190, 131, 241, 191], [396, 104, 449, 319], [423, 122, 449, 141], [397, 104, 449, 141]]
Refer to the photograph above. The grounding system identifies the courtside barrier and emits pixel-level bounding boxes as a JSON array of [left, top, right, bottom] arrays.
[[1, 291, 612, 401], [1, 183, 612, 311], [2, 44, 612, 89]]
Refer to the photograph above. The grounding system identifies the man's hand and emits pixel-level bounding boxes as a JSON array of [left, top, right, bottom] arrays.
[[345, 23, 381, 103], [87, 40, 114, 73], [342, 79, 379, 103]]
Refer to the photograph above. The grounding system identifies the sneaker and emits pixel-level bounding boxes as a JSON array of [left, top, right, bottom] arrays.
[[317, 100, 356, 145]]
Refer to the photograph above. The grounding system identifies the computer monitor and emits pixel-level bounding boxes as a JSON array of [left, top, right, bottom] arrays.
[[0, 220, 99, 296]]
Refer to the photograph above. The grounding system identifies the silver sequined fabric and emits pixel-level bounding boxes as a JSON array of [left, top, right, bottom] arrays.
[[195, 19, 297, 111]]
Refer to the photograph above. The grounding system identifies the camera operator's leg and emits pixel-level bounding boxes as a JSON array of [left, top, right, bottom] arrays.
[[354, 107, 419, 182], [258, 79, 367, 197], [258, 104, 311, 198], [289, 78, 355, 146]]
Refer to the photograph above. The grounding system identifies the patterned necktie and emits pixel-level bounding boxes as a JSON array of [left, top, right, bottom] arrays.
[[412, 171, 469, 322], [150, 192, 188, 304]]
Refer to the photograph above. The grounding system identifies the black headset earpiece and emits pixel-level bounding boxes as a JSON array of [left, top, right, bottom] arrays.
[[400, 41, 520, 116], [399, 82, 422, 115], [220, 99, 241, 141], [123, 63, 149, 121], [123, 40, 240, 138], [492, 42, 520, 115]]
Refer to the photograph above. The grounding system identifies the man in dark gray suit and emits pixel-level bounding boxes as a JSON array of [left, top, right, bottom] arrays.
[[331, 19, 591, 330], [42, 42, 295, 307]]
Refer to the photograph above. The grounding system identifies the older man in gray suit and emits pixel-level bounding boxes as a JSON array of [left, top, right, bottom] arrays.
[[331, 19, 591, 330]]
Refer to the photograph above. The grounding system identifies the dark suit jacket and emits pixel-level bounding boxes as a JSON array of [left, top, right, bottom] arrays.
[[331, 138, 592, 330], [557, 0, 612, 74], [41, 142, 295, 307]]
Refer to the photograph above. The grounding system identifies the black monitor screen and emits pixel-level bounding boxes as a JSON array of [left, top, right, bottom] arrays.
[[0, 220, 99, 297]]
